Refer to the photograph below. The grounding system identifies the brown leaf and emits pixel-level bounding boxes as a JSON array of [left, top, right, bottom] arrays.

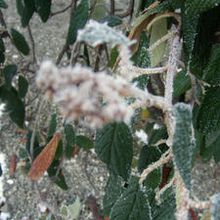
[[28, 132, 61, 181], [9, 154, 17, 177]]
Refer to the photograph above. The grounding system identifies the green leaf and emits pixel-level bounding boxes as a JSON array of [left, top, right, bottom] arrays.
[[18, 75, 28, 98], [190, 7, 220, 78], [34, 0, 51, 22], [11, 28, 30, 55], [0, 0, 7, 8], [172, 103, 195, 190], [0, 37, 5, 52], [26, 130, 42, 159], [211, 193, 220, 220], [0, 52, 5, 63], [19, 147, 28, 159], [95, 122, 133, 180], [138, 145, 161, 173], [132, 74, 149, 90], [16, 0, 24, 16], [66, 0, 89, 45], [196, 87, 220, 133], [0, 85, 25, 128], [47, 114, 57, 141], [16, 0, 35, 27], [203, 44, 220, 85], [64, 124, 75, 159], [103, 174, 124, 216], [108, 47, 119, 68], [149, 18, 167, 67], [138, 145, 161, 190], [3, 64, 17, 89], [54, 140, 64, 160], [110, 176, 152, 220], [76, 135, 94, 150], [205, 129, 220, 163], [47, 160, 68, 190], [185, 0, 220, 14], [132, 32, 150, 68], [100, 16, 122, 27], [152, 187, 176, 220], [182, 12, 199, 67], [173, 70, 191, 98]]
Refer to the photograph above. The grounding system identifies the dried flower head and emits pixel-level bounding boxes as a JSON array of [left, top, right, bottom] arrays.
[[37, 61, 135, 127]]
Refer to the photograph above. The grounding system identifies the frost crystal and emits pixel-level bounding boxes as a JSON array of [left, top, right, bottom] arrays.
[[37, 61, 135, 127], [0, 104, 5, 118], [135, 129, 148, 144], [77, 20, 134, 48]]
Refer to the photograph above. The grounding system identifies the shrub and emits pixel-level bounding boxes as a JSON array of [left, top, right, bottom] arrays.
[[0, 0, 220, 219]]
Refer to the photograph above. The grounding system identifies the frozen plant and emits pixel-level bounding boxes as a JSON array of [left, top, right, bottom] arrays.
[[37, 61, 136, 127]]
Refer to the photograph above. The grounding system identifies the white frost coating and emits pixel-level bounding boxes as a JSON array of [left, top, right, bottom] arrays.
[[37, 61, 136, 127], [153, 123, 161, 130], [0, 104, 5, 118], [37, 202, 48, 213], [77, 20, 135, 79], [77, 20, 135, 48], [135, 129, 148, 144]]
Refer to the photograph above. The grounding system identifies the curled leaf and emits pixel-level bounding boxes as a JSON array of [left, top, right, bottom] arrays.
[[28, 132, 61, 181]]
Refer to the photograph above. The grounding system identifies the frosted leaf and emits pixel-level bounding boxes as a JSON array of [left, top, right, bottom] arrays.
[[77, 20, 135, 48], [172, 103, 195, 190]]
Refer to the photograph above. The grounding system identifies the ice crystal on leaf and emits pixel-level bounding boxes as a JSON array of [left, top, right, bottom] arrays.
[[77, 20, 134, 48]]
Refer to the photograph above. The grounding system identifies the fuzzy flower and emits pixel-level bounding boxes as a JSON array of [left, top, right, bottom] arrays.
[[36, 61, 136, 127]]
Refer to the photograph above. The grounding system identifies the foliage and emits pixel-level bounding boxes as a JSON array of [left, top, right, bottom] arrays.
[[0, 0, 220, 219]]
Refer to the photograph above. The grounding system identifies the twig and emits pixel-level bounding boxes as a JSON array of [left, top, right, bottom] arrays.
[[89, 0, 98, 16], [110, 0, 115, 15], [148, 31, 174, 53], [50, 2, 74, 17], [27, 24, 37, 64], [94, 45, 104, 72], [139, 149, 172, 184], [55, 0, 77, 65], [189, 199, 211, 210], [175, 172, 190, 220], [56, 43, 69, 65], [69, 42, 81, 66], [0, 9, 7, 29], [119, 65, 167, 79], [146, 12, 181, 31], [29, 98, 46, 161], [164, 26, 181, 105], [130, 88, 168, 111], [156, 176, 175, 203], [163, 26, 181, 147]]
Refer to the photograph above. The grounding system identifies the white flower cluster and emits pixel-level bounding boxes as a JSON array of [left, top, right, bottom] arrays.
[[36, 61, 135, 127]]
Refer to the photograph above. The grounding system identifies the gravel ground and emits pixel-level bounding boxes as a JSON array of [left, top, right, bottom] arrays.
[[0, 1, 219, 220]]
